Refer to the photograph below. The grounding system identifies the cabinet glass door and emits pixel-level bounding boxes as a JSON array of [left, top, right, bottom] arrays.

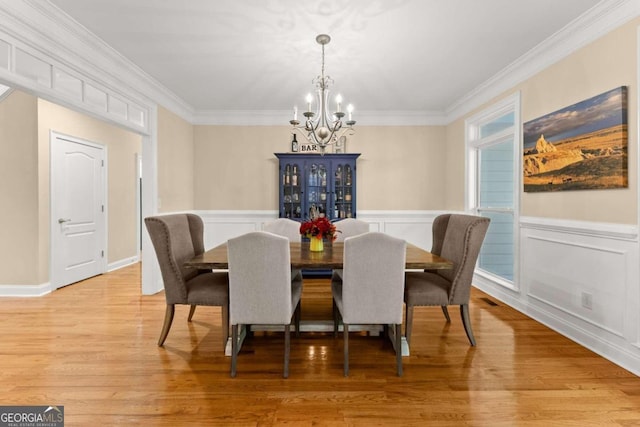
[[333, 163, 354, 219], [305, 161, 330, 219], [282, 162, 302, 219]]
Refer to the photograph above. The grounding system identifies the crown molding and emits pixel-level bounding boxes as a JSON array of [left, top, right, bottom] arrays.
[[445, 0, 640, 123], [1, 1, 636, 127], [0, 83, 12, 102], [192, 110, 290, 126], [193, 109, 447, 126], [356, 110, 448, 126], [0, 0, 194, 121]]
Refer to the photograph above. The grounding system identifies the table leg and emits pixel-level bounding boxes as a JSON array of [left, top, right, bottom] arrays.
[[387, 326, 410, 356], [225, 324, 247, 356]]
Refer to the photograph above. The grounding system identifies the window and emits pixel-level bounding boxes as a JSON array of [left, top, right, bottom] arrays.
[[466, 93, 520, 289]]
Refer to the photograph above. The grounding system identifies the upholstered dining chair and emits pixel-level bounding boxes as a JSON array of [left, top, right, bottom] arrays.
[[263, 218, 301, 242], [333, 218, 369, 243], [332, 218, 370, 281], [144, 214, 229, 350], [332, 232, 406, 376], [264, 218, 303, 281], [227, 231, 302, 378], [404, 214, 490, 347]]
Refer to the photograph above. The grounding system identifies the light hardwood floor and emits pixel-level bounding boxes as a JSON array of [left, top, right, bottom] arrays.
[[2, 263, 640, 426]]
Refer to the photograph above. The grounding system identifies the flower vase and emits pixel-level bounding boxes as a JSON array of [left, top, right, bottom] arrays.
[[310, 236, 324, 252]]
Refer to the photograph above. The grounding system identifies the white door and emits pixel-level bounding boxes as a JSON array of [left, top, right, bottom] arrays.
[[51, 132, 106, 289]]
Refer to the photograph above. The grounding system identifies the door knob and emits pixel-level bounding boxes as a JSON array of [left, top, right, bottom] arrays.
[[58, 218, 71, 224]]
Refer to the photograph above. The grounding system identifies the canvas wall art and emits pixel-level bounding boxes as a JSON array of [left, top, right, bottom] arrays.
[[523, 86, 628, 192]]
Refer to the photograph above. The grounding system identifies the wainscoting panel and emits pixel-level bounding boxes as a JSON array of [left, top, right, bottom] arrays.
[[196, 210, 447, 251], [178, 211, 640, 375], [525, 235, 627, 337], [357, 211, 446, 250], [475, 216, 640, 376], [197, 210, 279, 249]]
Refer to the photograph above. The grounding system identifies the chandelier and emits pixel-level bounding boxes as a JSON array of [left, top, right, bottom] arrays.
[[289, 34, 355, 153]]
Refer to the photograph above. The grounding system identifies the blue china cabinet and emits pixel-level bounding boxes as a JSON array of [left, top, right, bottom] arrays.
[[275, 153, 360, 222]]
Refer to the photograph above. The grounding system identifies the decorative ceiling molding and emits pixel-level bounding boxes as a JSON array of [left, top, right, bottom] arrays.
[[0, 83, 12, 102], [445, 0, 640, 123], [192, 109, 448, 126], [0, 0, 194, 122], [0, 0, 636, 127]]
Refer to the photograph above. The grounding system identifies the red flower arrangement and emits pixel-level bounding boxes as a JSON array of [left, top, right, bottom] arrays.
[[299, 217, 339, 241]]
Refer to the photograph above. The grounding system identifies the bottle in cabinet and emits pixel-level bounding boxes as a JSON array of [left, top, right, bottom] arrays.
[[276, 153, 359, 221], [284, 164, 291, 185]]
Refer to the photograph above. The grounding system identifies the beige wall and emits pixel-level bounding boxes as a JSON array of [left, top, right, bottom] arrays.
[[0, 91, 39, 284], [445, 18, 639, 224], [193, 125, 447, 211], [350, 126, 447, 210], [37, 99, 142, 279], [444, 120, 466, 211], [0, 91, 142, 286], [158, 106, 194, 212], [194, 126, 285, 210]]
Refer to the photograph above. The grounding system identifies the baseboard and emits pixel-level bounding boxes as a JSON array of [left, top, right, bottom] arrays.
[[474, 216, 640, 377], [0, 282, 52, 297], [108, 255, 140, 272]]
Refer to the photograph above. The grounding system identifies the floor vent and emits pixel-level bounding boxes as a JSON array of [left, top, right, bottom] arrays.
[[481, 297, 499, 306]]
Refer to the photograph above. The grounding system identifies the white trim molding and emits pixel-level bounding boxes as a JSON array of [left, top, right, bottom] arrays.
[[446, 0, 640, 123], [0, 282, 52, 297], [0, 253, 140, 296], [196, 210, 280, 250], [107, 256, 140, 273], [475, 216, 640, 376], [193, 210, 452, 254], [3, 1, 636, 127]]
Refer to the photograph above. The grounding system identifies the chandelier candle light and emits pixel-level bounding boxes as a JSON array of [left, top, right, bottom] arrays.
[[290, 34, 356, 154]]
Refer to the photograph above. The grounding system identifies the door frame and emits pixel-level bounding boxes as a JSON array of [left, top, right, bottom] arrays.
[[50, 130, 108, 290]]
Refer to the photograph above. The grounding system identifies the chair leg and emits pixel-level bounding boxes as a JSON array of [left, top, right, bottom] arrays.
[[157, 305, 175, 347], [294, 303, 301, 338], [404, 305, 414, 346], [187, 305, 196, 322], [343, 323, 349, 377], [333, 300, 339, 338], [231, 324, 238, 378], [284, 324, 291, 378], [441, 305, 451, 322], [221, 304, 229, 351], [460, 304, 476, 346], [395, 323, 403, 377]]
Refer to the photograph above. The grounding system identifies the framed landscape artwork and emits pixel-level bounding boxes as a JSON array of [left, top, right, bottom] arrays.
[[523, 86, 628, 192]]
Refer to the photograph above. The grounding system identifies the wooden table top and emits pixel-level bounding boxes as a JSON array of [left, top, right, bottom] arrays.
[[185, 241, 452, 270]]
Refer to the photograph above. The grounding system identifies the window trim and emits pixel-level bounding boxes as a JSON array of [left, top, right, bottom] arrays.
[[465, 92, 521, 291]]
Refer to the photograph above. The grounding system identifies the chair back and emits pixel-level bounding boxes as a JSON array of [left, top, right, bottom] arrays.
[[341, 232, 406, 324], [334, 218, 369, 242], [144, 214, 205, 304], [227, 231, 293, 325], [263, 218, 301, 242], [430, 214, 451, 256], [436, 214, 490, 304]]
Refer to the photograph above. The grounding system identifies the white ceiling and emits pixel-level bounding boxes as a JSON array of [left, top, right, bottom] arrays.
[[48, 0, 602, 117]]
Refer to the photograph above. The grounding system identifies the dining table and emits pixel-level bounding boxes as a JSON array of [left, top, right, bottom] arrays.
[[186, 241, 452, 271], [185, 240, 453, 356]]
